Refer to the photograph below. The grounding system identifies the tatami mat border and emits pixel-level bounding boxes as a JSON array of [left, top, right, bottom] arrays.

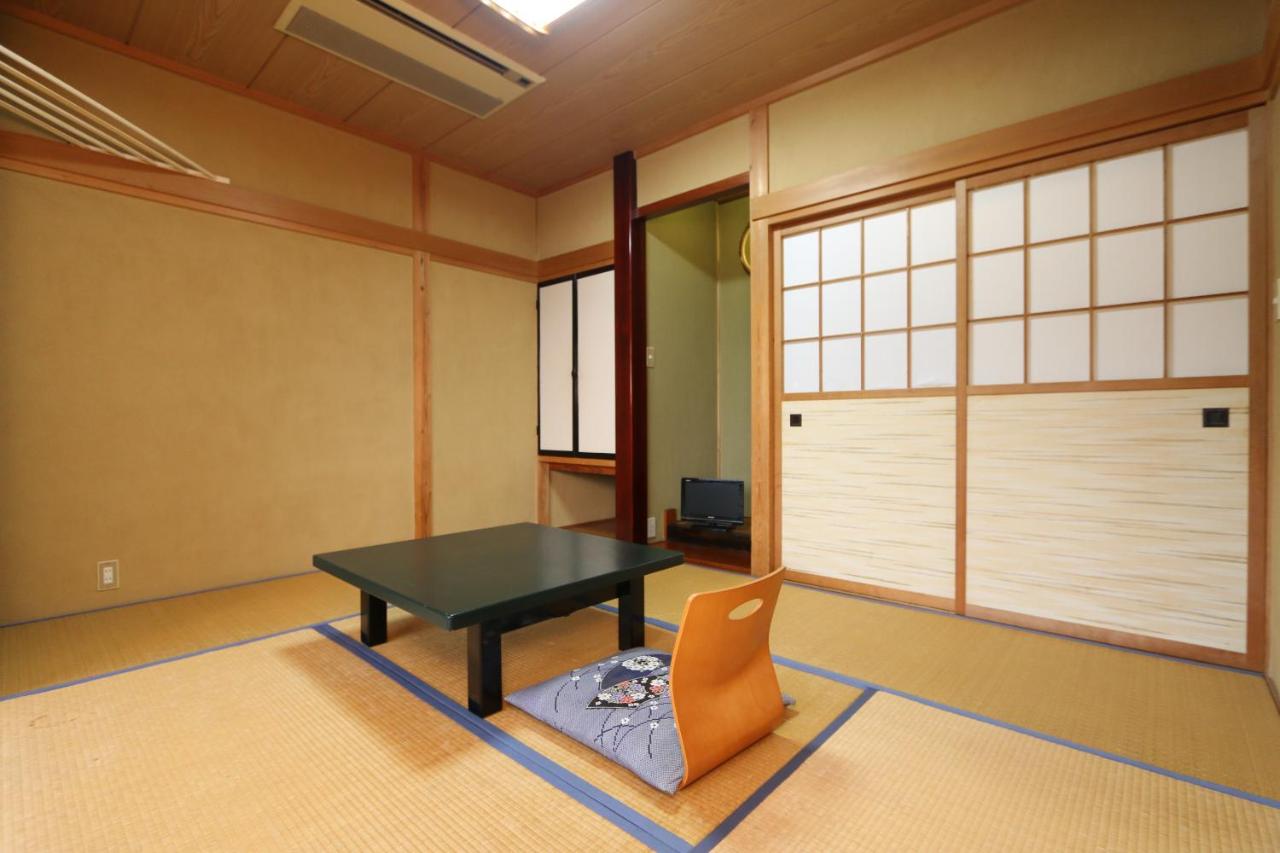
[[0, 611, 357, 702], [0, 568, 323, 628], [313, 623, 691, 853], [598, 604, 1280, 812]]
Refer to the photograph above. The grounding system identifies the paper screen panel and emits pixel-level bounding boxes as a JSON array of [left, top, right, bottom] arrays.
[[864, 331, 907, 390], [1096, 228, 1164, 306], [537, 280, 574, 452], [971, 319, 1024, 385], [822, 280, 861, 336], [1028, 166, 1089, 243], [1168, 297, 1248, 378], [1169, 214, 1249, 299], [1027, 312, 1090, 383], [970, 181, 1024, 253], [821, 221, 861, 280], [864, 272, 907, 332], [784, 286, 820, 341], [970, 250, 1024, 319], [783, 231, 819, 287], [1027, 239, 1090, 313], [911, 327, 956, 388], [864, 210, 908, 273], [1095, 305, 1164, 380], [911, 263, 956, 327], [575, 270, 615, 454], [1169, 130, 1248, 219], [910, 199, 956, 265], [1095, 148, 1164, 231], [784, 340, 819, 393], [822, 337, 860, 392]]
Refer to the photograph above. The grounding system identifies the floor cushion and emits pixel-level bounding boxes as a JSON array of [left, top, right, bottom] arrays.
[[507, 647, 686, 793]]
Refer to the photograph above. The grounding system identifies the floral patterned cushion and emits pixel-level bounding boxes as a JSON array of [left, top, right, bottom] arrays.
[[506, 647, 686, 793]]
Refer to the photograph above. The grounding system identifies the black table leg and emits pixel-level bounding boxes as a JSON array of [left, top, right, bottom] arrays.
[[617, 577, 646, 650], [361, 590, 387, 646], [467, 621, 503, 717]]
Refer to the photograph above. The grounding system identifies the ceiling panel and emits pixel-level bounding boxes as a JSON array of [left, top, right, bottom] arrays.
[[14, 0, 1011, 193], [250, 37, 390, 120], [345, 82, 472, 147], [9, 0, 144, 41], [422, 0, 837, 173], [129, 0, 290, 86], [491, 0, 988, 189]]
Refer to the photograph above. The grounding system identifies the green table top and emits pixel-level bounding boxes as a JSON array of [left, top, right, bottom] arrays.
[[313, 523, 683, 630]]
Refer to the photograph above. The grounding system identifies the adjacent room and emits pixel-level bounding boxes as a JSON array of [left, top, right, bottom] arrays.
[[2, 0, 1279, 849]]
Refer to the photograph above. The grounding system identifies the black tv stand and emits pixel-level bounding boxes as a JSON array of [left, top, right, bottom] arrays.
[[662, 509, 751, 573]]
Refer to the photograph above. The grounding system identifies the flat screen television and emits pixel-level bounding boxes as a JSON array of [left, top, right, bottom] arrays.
[[680, 477, 745, 529]]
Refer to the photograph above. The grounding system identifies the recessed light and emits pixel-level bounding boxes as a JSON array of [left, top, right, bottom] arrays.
[[479, 0, 590, 34]]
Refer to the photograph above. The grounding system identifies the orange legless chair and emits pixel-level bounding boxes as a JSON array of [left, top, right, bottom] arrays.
[[669, 568, 787, 788]]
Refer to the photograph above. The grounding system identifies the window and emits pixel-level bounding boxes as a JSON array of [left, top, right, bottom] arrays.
[[968, 129, 1249, 385], [781, 197, 958, 394], [538, 267, 615, 456]]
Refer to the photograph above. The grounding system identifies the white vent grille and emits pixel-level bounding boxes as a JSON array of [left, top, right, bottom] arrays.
[[276, 0, 544, 118]]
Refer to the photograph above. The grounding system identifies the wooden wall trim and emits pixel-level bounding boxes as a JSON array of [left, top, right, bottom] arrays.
[[966, 604, 1251, 670], [749, 108, 769, 199], [754, 58, 1265, 224], [1261, 0, 1280, 97], [0, 0, 540, 197], [635, 172, 750, 220], [536, 241, 613, 281], [954, 178, 970, 614], [411, 152, 432, 538], [613, 151, 647, 543], [785, 569, 955, 612], [749, 218, 774, 576], [1246, 106, 1270, 671], [0, 130, 538, 281]]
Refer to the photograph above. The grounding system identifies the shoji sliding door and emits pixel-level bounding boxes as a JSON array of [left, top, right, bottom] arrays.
[[775, 114, 1261, 664], [779, 194, 960, 607], [538, 268, 616, 457], [962, 124, 1254, 658]]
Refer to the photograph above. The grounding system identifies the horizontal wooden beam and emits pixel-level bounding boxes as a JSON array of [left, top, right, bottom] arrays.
[[636, 172, 749, 220], [0, 130, 538, 281], [754, 57, 1266, 223], [535, 241, 613, 281]]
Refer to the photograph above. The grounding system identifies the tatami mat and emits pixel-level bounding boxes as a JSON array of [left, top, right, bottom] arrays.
[[331, 607, 861, 846], [719, 692, 1280, 851], [642, 566, 1280, 800], [0, 571, 357, 696], [1, 628, 645, 852]]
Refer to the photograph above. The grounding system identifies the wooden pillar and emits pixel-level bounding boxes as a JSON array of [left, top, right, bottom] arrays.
[[613, 151, 647, 543]]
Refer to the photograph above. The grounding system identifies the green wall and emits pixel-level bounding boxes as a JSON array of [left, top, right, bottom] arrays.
[[646, 203, 718, 538], [646, 197, 752, 539], [716, 196, 752, 514]]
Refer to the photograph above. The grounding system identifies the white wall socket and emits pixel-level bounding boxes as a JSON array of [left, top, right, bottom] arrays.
[[647, 516, 657, 540], [97, 559, 119, 591]]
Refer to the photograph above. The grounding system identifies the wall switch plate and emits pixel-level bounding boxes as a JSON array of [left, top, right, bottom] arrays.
[[790, 413, 802, 427], [1203, 408, 1229, 428], [645, 346, 655, 368], [647, 516, 656, 540], [97, 559, 119, 590]]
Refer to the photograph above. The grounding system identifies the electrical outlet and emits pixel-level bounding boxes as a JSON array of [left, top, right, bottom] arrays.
[[645, 346, 655, 368], [647, 516, 657, 540], [97, 560, 119, 591]]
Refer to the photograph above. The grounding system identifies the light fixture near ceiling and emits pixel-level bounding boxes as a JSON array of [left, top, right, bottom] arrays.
[[479, 0, 591, 35]]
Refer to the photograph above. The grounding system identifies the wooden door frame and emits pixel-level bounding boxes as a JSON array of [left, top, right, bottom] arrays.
[[612, 152, 750, 543]]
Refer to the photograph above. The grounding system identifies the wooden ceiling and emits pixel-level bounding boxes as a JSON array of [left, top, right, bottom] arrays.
[[9, 0, 997, 193]]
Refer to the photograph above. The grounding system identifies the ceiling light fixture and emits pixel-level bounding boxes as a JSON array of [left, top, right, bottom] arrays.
[[479, 0, 589, 34]]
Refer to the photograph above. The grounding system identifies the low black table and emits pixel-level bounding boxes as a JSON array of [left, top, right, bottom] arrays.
[[313, 523, 683, 716]]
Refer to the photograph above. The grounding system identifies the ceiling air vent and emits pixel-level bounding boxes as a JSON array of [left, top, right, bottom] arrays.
[[274, 0, 544, 118]]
